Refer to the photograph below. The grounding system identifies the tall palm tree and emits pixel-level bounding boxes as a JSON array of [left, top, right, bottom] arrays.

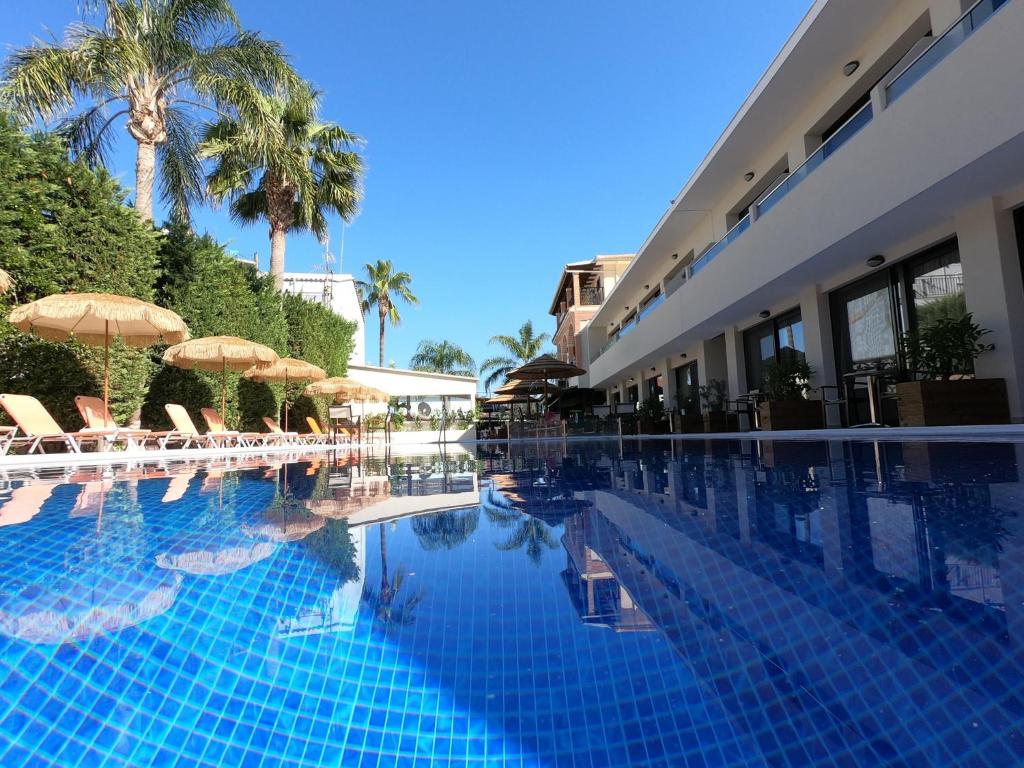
[[203, 81, 362, 289], [495, 516, 560, 566], [356, 260, 418, 367], [480, 320, 551, 390], [409, 339, 476, 376], [1, 0, 297, 224]]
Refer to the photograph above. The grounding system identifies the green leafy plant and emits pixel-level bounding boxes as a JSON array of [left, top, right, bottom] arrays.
[[698, 379, 727, 413], [636, 396, 665, 422], [761, 356, 814, 401], [901, 313, 992, 381]]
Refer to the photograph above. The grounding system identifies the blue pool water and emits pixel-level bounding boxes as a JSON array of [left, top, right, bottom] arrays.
[[0, 439, 1022, 767]]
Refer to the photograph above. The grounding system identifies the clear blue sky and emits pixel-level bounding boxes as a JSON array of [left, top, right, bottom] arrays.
[[4, 0, 812, 373]]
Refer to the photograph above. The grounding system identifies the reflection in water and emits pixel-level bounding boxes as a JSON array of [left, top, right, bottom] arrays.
[[0, 440, 1020, 766]]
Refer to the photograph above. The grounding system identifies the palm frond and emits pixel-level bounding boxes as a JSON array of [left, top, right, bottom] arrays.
[[56, 102, 127, 167], [158, 105, 203, 226]]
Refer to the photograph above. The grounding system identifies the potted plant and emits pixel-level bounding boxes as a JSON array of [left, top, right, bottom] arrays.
[[636, 396, 668, 434], [896, 313, 1009, 426], [758, 356, 823, 431], [699, 379, 736, 433]]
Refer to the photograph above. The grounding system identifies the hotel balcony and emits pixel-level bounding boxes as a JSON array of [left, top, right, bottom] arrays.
[[587, 0, 1024, 388]]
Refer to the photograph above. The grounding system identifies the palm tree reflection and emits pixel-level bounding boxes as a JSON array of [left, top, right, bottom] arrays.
[[361, 523, 424, 631]]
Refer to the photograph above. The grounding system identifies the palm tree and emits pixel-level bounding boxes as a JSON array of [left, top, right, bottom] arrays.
[[356, 260, 418, 367], [2, 0, 297, 224], [495, 516, 560, 566], [480, 320, 551, 390], [409, 340, 476, 376], [203, 81, 362, 289]]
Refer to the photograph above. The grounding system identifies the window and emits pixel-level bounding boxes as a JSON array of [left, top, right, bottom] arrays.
[[905, 239, 964, 331], [674, 361, 699, 415], [830, 271, 899, 376], [743, 309, 805, 391]]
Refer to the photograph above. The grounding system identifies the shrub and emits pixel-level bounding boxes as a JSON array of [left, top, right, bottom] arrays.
[[761, 355, 814, 401], [901, 312, 992, 381], [0, 112, 160, 425]]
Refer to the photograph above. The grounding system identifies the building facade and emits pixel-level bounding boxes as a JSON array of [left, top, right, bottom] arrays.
[[581, 0, 1024, 422], [279, 272, 366, 366], [548, 255, 633, 369]]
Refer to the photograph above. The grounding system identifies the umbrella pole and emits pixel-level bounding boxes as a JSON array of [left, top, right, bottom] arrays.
[[284, 372, 290, 433], [221, 359, 227, 419], [103, 320, 110, 418]]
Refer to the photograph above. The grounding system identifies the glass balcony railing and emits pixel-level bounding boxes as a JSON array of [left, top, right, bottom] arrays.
[[757, 101, 873, 217], [638, 293, 664, 322], [690, 214, 750, 276], [886, 0, 1011, 104]]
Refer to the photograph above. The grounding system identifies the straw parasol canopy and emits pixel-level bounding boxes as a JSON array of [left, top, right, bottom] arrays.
[[506, 355, 585, 410], [7, 292, 190, 414], [244, 357, 326, 432], [304, 377, 389, 403], [163, 335, 279, 416], [242, 507, 325, 542], [0, 268, 13, 296], [156, 533, 277, 576]]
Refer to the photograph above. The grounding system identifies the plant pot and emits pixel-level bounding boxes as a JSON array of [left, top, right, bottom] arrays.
[[758, 399, 823, 431], [895, 379, 1010, 427], [703, 411, 738, 433], [639, 418, 668, 435]]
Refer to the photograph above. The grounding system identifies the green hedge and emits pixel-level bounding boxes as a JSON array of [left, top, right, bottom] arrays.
[[0, 113, 160, 426], [0, 113, 356, 432]]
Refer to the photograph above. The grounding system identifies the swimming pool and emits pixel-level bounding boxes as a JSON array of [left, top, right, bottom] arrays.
[[0, 439, 1021, 766]]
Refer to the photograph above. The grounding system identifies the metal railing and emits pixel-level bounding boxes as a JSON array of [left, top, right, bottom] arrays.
[[690, 214, 751, 276], [579, 286, 604, 306], [757, 101, 874, 217], [886, 0, 1011, 103]]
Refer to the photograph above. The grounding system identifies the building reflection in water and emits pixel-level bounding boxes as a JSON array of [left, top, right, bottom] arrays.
[[553, 438, 1024, 764]]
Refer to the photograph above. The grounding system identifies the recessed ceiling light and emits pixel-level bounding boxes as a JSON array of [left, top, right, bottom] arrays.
[[867, 254, 886, 268], [843, 60, 860, 77], [671, 253, 679, 260], [643, 284, 650, 290], [759, 310, 772, 319], [744, 172, 755, 182]]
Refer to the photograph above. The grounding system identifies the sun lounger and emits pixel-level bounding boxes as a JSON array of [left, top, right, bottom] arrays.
[[0, 394, 117, 454], [200, 409, 267, 448], [263, 416, 323, 446], [74, 396, 152, 450], [161, 404, 214, 449], [162, 470, 196, 503], [306, 417, 343, 444]]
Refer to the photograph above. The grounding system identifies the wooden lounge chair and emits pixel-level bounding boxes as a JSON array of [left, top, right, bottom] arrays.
[[200, 408, 266, 448], [74, 396, 152, 450], [162, 471, 196, 503], [260, 416, 300, 445], [0, 394, 114, 454]]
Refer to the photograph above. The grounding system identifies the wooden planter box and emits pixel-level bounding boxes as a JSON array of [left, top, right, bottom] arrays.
[[703, 411, 738, 433], [758, 400, 824, 431], [895, 379, 1010, 427]]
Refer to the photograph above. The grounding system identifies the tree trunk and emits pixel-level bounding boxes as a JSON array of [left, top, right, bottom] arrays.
[[379, 307, 387, 367], [378, 523, 391, 604], [134, 140, 157, 222], [270, 226, 287, 292]]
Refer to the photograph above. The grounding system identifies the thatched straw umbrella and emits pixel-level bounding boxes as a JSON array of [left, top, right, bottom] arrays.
[[241, 507, 325, 542], [7, 292, 189, 415], [243, 357, 326, 432], [303, 377, 388, 404], [163, 335, 278, 417], [155, 535, 277, 576], [0, 269, 13, 296]]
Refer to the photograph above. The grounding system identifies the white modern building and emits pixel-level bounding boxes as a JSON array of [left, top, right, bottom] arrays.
[[581, 0, 1024, 423], [279, 272, 366, 366]]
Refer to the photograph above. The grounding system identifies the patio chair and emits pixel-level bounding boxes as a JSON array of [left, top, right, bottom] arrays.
[[261, 416, 303, 445], [201, 408, 267, 448], [0, 394, 114, 454], [74, 396, 152, 450]]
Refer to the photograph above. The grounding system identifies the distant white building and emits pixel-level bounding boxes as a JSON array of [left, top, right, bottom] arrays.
[[279, 272, 365, 365]]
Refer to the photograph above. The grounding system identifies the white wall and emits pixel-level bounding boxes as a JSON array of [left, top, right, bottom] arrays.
[[280, 272, 366, 365]]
